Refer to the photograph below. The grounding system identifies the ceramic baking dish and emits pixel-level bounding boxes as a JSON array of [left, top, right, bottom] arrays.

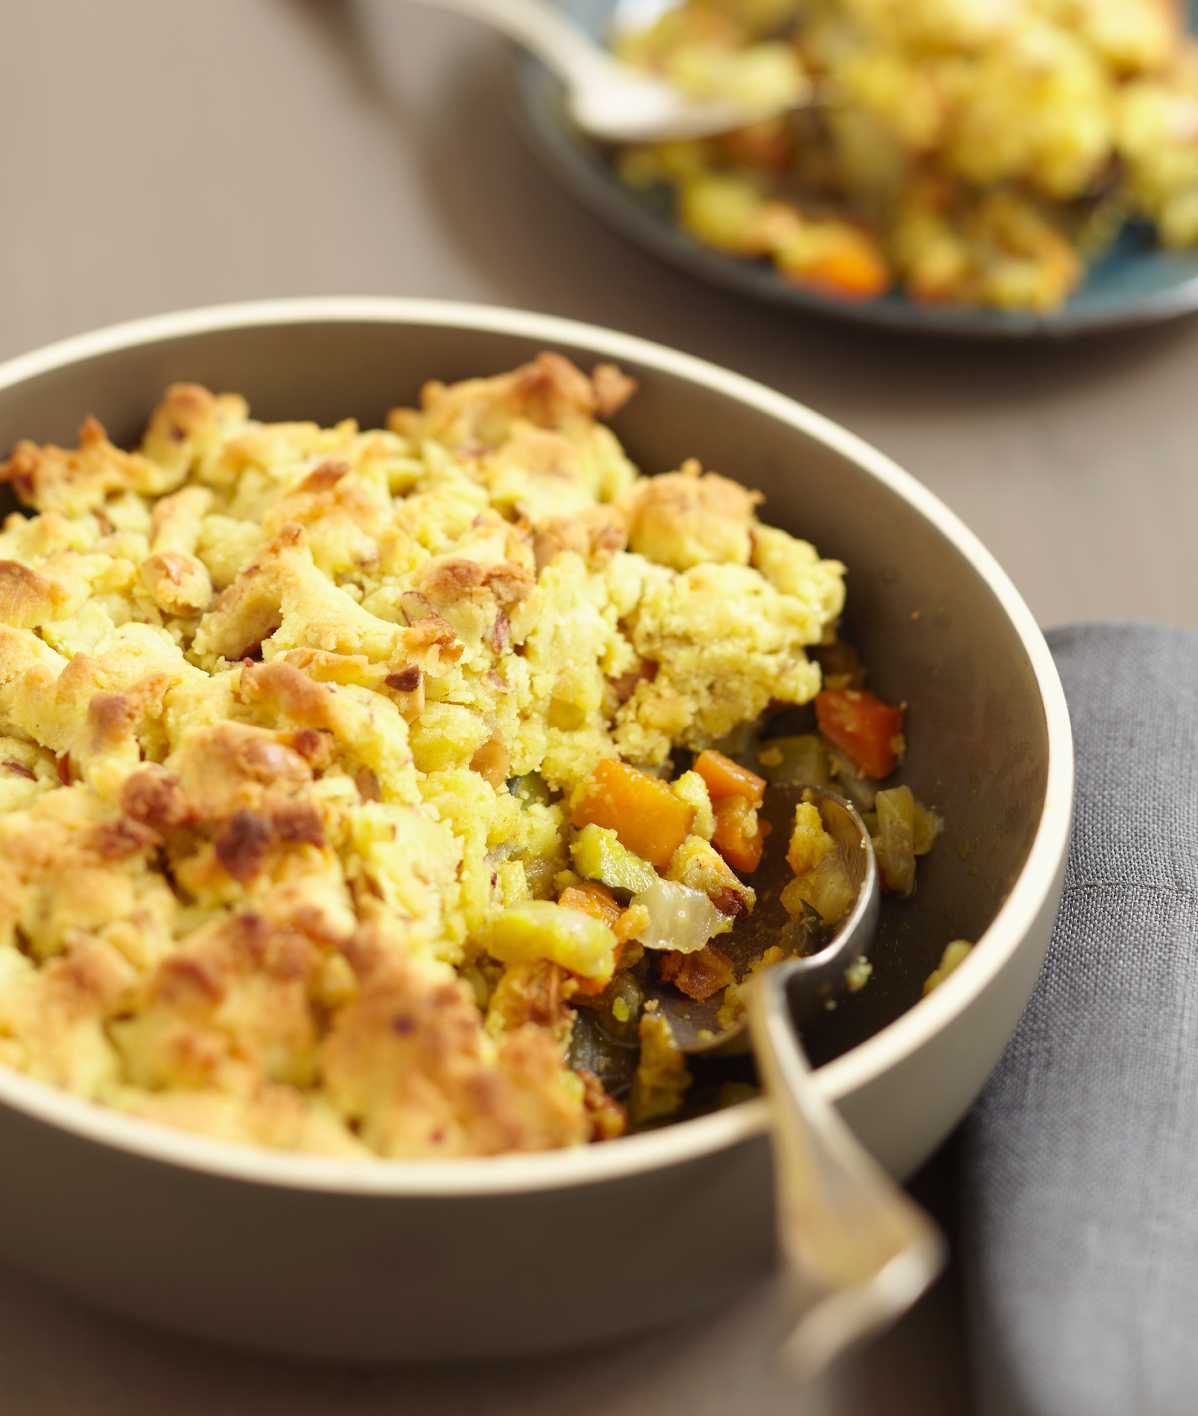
[[0, 299, 1072, 1362]]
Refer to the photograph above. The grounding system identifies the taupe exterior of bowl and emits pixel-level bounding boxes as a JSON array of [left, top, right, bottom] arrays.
[[0, 300, 1073, 1363]]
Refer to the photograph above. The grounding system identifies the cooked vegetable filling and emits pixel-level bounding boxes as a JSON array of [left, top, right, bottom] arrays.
[[0, 353, 947, 1159]]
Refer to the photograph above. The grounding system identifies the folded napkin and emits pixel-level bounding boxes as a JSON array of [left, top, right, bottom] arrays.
[[959, 623, 1198, 1416]]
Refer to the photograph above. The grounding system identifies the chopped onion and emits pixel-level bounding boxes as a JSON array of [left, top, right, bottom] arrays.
[[630, 879, 725, 955]]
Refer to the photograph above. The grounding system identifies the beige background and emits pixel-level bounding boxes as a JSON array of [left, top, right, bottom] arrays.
[[3, 0, 1195, 1410]]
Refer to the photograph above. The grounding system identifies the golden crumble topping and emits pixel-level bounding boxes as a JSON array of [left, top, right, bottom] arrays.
[[0, 354, 844, 1159]]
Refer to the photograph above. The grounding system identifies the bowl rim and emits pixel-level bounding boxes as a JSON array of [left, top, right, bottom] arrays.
[[0, 296, 1074, 1196]]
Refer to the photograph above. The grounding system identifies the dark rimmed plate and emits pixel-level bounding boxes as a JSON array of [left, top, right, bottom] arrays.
[[516, 0, 1198, 338]]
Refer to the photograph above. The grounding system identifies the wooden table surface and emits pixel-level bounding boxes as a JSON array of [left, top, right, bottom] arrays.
[[3, 2, 1196, 1411]]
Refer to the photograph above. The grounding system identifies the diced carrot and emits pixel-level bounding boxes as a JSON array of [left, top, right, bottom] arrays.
[[558, 882, 621, 930], [815, 689, 905, 780], [658, 945, 736, 1002], [779, 226, 890, 302], [802, 243, 890, 300], [693, 749, 766, 807], [570, 759, 694, 871], [712, 797, 770, 874]]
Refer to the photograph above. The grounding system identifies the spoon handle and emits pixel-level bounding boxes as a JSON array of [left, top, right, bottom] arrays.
[[746, 960, 946, 1380], [405, 0, 616, 86]]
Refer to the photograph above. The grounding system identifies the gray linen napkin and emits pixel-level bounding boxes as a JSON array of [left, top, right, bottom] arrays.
[[960, 623, 1198, 1416]]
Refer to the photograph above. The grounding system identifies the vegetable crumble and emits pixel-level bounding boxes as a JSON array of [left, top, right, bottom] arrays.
[[0, 354, 939, 1159]]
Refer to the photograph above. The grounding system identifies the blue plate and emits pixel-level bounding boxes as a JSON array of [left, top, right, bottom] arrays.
[[516, 0, 1198, 338]]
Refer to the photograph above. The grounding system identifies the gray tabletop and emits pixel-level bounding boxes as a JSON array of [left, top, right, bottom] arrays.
[[3, 1, 1195, 1410]]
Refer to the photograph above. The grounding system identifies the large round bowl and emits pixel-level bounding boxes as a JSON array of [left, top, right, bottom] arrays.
[[0, 299, 1072, 1362]]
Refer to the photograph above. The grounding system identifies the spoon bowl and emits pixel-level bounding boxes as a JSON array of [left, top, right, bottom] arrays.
[[647, 787, 880, 1058]]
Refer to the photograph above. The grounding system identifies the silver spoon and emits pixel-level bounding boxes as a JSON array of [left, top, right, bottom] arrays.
[[647, 789, 946, 1379], [405, 0, 802, 142]]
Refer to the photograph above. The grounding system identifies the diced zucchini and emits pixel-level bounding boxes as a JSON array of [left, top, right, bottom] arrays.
[[482, 901, 617, 981], [571, 823, 659, 895], [510, 772, 552, 807]]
